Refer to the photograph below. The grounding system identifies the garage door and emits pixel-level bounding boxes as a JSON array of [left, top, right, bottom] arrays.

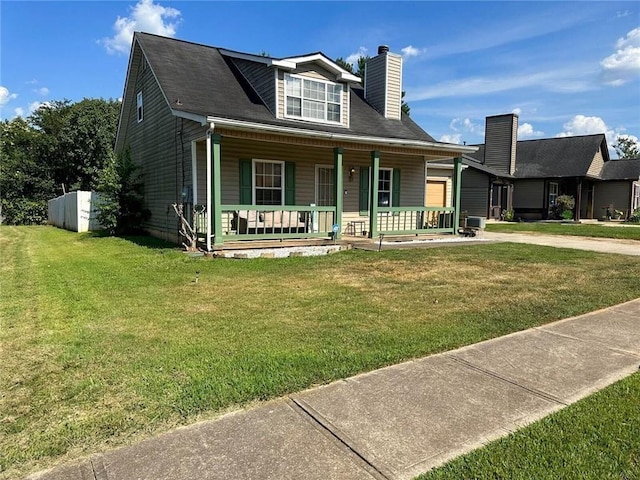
[[426, 180, 447, 207]]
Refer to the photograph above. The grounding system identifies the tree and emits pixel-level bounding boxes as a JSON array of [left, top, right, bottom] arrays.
[[613, 135, 640, 159], [0, 97, 121, 225], [0, 118, 54, 224], [336, 54, 410, 115], [30, 98, 121, 193]]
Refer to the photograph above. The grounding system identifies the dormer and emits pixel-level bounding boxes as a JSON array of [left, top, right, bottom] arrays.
[[220, 49, 361, 128]]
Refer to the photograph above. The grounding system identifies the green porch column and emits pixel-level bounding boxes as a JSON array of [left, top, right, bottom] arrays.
[[333, 147, 343, 240], [211, 133, 223, 247], [369, 150, 380, 238], [453, 156, 463, 232]]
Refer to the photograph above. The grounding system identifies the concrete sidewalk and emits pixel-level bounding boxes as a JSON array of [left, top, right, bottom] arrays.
[[482, 231, 640, 256], [30, 300, 640, 480]]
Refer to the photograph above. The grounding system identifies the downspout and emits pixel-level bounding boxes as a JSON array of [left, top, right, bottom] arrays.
[[205, 122, 215, 251]]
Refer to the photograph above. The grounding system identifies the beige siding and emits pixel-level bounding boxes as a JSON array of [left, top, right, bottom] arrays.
[[364, 55, 386, 116], [292, 65, 334, 81], [364, 53, 402, 119], [386, 53, 402, 120], [587, 149, 605, 177], [513, 179, 545, 208], [117, 44, 207, 238]]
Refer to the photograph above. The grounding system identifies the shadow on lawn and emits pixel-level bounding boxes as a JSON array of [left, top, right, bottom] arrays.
[[88, 230, 180, 250]]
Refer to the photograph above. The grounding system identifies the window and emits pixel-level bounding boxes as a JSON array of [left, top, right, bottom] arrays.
[[315, 166, 335, 206], [548, 182, 559, 207], [378, 168, 393, 207], [136, 92, 143, 123], [633, 182, 640, 210], [285, 74, 342, 124], [254, 160, 284, 205]]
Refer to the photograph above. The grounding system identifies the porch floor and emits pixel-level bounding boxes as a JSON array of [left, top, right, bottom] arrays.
[[204, 232, 490, 258]]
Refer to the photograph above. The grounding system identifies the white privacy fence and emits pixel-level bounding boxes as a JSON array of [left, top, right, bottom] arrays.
[[48, 191, 101, 232]]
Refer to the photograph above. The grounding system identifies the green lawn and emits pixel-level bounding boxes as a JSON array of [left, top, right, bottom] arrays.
[[486, 221, 640, 240], [417, 373, 640, 480], [2, 226, 640, 478]]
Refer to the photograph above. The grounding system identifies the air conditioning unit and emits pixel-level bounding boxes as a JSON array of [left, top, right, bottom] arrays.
[[466, 216, 486, 229]]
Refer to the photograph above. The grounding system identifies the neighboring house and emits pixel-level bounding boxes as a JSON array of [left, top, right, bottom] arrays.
[[115, 33, 475, 249], [460, 113, 640, 220]]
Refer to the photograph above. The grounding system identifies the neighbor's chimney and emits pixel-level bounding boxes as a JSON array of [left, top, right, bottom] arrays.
[[364, 45, 403, 120], [484, 113, 518, 176]]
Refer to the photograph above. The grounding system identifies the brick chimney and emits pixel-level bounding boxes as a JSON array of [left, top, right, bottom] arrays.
[[364, 45, 403, 120], [484, 113, 518, 175]]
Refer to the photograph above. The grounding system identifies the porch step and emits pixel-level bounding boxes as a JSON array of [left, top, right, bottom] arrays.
[[210, 237, 335, 252]]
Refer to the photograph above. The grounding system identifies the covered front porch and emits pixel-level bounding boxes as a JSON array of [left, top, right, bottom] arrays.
[[191, 128, 465, 251]]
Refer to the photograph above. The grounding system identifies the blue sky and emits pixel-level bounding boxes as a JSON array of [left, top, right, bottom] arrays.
[[1, 1, 639, 156]]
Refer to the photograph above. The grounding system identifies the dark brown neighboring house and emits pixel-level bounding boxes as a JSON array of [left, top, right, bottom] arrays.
[[115, 33, 475, 249], [461, 113, 640, 220]]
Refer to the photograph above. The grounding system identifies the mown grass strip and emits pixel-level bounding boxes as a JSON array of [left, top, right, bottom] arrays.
[[486, 222, 640, 240], [1, 226, 639, 478], [416, 373, 640, 480]]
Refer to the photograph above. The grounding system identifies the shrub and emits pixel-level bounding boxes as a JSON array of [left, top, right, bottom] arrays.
[[562, 210, 574, 220], [502, 209, 515, 222], [95, 149, 150, 235], [629, 207, 640, 223], [551, 195, 575, 220]]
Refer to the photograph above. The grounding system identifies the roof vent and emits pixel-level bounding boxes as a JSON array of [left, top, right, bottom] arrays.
[[378, 45, 390, 54]]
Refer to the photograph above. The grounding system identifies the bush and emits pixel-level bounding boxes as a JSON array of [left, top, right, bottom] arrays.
[[502, 209, 515, 222], [95, 149, 150, 235], [551, 195, 575, 220], [629, 207, 640, 223]]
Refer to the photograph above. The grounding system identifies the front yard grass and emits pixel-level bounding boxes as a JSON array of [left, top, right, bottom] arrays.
[[1, 226, 640, 478], [486, 221, 640, 240], [417, 372, 640, 480]]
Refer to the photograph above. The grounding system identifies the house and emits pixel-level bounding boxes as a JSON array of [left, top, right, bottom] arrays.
[[115, 33, 476, 250], [459, 113, 640, 221]]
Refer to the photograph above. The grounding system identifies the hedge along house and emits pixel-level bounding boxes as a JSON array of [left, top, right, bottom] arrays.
[[115, 33, 476, 250], [459, 113, 640, 221]]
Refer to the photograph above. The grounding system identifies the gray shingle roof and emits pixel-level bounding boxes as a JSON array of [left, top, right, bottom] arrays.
[[135, 32, 437, 143], [600, 158, 640, 180], [466, 134, 609, 179]]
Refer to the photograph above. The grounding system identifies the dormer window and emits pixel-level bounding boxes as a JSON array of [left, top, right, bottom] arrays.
[[284, 74, 342, 124]]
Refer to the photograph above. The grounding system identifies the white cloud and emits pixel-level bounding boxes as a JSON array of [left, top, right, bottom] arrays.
[[100, 0, 182, 55], [406, 66, 596, 101], [345, 46, 368, 66], [517, 122, 544, 139], [0, 86, 18, 106], [616, 10, 632, 19], [14, 107, 25, 118], [555, 114, 621, 154], [600, 27, 640, 86], [512, 107, 522, 115], [556, 115, 611, 137], [449, 117, 483, 135], [439, 133, 463, 144], [401, 45, 425, 58], [34, 87, 50, 96]]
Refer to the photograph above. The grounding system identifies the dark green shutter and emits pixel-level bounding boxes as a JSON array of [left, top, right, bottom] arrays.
[[239, 159, 252, 204], [359, 166, 369, 214], [285, 161, 296, 205], [392, 169, 401, 207]]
